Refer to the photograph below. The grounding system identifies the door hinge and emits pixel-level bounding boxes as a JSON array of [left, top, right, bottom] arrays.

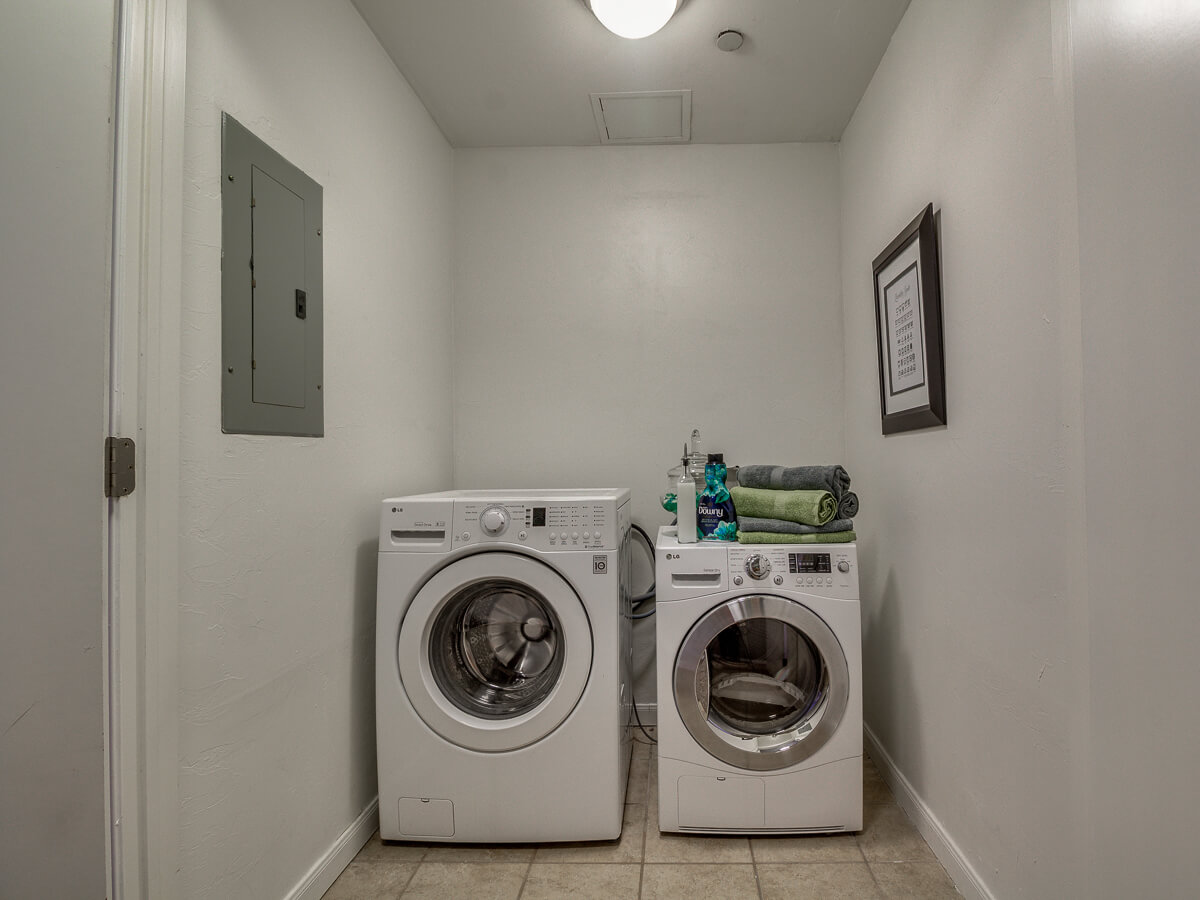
[[105, 437, 136, 498]]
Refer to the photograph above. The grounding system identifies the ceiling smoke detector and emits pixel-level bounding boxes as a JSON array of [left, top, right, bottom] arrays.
[[716, 30, 745, 52], [582, 0, 686, 40]]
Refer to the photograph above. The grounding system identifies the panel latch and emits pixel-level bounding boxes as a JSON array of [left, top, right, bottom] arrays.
[[105, 437, 136, 498]]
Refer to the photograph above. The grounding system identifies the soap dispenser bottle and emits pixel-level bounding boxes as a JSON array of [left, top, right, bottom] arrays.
[[675, 445, 698, 543], [697, 453, 737, 541]]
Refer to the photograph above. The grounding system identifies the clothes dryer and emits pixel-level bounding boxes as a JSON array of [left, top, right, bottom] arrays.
[[376, 489, 633, 843], [655, 527, 862, 834]]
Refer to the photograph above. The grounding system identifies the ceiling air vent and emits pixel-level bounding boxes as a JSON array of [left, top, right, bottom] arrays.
[[590, 90, 692, 144]]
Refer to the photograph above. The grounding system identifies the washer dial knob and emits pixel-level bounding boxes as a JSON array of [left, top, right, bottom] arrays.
[[837, 560, 851, 573], [745, 554, 771, 580], [479, 505, 510, 536]]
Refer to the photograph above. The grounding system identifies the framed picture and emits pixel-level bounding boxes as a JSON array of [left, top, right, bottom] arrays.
[[872, 203, 946, 434]]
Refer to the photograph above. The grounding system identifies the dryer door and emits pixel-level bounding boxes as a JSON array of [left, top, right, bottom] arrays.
[[673, 595, 849, 771], [398, 552, 593, 752]]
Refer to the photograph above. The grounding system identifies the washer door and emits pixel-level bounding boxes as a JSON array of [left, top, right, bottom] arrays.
[[399, 552, 593, 752], [673, 595, 849, 771]]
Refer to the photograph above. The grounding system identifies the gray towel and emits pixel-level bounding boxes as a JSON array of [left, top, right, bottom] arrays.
[[737, 516, 854, 535], [738, 464, 851, 499], [838, 491, 859, 519]]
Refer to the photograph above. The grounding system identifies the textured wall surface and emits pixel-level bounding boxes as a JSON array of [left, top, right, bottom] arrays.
[[451, 143, 846, 704], [839, 1, 1089, 896], [180, 1, 453, 896], [1072, 2, 1200, 894]]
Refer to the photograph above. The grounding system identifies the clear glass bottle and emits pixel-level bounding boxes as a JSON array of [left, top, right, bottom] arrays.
[[688, 428, 705, 486], [675, 445, 698, 543]]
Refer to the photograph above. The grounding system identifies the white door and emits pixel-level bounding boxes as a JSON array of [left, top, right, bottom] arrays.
[[0, 1, 117, 895], [398, 552, 594, 752]]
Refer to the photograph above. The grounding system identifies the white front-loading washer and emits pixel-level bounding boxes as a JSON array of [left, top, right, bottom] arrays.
[[376, 489, 633, 843], [655, 527, 862, 834]]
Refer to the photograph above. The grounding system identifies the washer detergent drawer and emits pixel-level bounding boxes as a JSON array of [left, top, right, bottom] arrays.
[[677, 775, 765, 829], [398, 798, 454, 837]]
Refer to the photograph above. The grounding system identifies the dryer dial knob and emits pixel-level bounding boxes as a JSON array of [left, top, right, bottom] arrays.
[[745, 554, 771, 580], [479, 506, 510, 536], [837, 561, 851, 573]]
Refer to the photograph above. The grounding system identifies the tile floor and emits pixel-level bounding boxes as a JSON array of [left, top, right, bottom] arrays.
[[324, 734, 960, 899]]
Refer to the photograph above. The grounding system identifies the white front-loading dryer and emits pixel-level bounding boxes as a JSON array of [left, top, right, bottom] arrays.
[[376, 489, 633, 843], [655, 527, 862, 834]]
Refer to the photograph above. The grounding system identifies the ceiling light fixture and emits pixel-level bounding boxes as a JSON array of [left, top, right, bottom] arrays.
[[583, 0, 685, 40]]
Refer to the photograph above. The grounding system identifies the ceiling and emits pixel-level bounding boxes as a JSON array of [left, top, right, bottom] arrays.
[[351, 0, 912, 148]]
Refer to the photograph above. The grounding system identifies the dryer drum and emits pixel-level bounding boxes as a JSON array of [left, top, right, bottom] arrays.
[[704, 620, 830, 736], [430, 578, 566, 719], [674, 594, 850, 771]]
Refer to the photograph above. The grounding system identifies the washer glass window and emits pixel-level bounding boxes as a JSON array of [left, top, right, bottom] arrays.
[[704, 619, 829, 737], [430, 578, 565, 719]]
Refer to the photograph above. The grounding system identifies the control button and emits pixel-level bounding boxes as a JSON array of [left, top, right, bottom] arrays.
[[518, 530, 527, 541], [806, 577, 814, 586], [460, 532, 470, 542], [572, 532, 579, 540], [479, 505, 510, 536], [732, 575, 743, 586], [745, 554, 771, 580], [773, 575, 784, 585], [583, 532, 591, 539], [837, 561, 851, 573]]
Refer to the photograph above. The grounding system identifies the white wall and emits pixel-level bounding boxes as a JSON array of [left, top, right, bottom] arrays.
[[181, 1, 453, 896], [452, 144, 844, 704], [839, 1, 1088, 896], [1072, 2, 1200, 894]]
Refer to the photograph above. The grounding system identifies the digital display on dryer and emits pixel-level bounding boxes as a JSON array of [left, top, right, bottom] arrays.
[[531, 507, 546, 527], [789, 553, 831, 574]]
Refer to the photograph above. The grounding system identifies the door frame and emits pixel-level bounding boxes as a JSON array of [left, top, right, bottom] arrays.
[[108, 0, 187, 896]]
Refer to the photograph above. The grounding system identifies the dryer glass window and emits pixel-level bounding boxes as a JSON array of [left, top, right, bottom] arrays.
[[430, 578, 565, 719], [673, 595, 850, 771], [703, 620, 829, 738]]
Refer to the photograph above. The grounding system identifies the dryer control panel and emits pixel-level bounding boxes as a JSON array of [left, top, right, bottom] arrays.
[[727, 545, 858, 597]]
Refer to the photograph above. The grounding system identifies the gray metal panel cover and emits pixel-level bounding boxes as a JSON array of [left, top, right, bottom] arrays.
[[221, 113, 323, 436]]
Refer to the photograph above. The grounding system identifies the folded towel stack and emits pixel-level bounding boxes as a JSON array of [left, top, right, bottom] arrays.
[[731, 464, 859, 544]]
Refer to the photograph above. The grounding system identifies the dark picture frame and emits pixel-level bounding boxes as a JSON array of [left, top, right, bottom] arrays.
[[872, 204, 946, 434]]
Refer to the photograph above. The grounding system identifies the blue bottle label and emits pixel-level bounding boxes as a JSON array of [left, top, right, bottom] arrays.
[[697, 461, 738, 541]]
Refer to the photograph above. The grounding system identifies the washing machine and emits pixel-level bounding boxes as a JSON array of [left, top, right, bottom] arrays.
[[655, 526, 862, 834], [376, 489, 633, 843]]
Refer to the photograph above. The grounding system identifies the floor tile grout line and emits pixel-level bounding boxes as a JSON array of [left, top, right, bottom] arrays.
[[396, 857, 419, 897], [514, 857, 534, 900], [748, 835, 765, 900]]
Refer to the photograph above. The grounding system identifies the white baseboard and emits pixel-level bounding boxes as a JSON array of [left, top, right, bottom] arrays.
[[284, 798, 379, 900], [863, 726, 994, 900]]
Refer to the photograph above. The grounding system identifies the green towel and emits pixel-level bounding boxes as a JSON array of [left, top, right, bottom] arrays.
[[730, 486, 837, 526], [736, 530, 857, 544]]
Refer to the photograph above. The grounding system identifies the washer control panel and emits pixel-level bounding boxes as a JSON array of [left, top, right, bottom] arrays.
[[455, 500, 617, 551]]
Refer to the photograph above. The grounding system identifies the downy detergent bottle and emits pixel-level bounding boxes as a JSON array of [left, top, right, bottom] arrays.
[[697, 453, 737, 541]]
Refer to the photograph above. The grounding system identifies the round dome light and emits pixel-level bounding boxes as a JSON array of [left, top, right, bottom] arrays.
[[588, 0, 682, 40]]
